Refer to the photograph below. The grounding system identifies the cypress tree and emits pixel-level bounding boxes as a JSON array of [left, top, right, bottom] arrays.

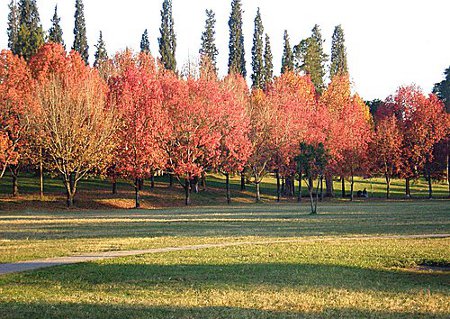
[[158, 0, 177, 72], [199, 9, 219, 73], [7, 0, 20, 54], [140, 29, 151, 54], [228, 0, 246, 77], [94, 31, 108, 68], [433, 66, 450, 113], [294, 24, 328, 94], [73, 0, 89, 65], [16, 0, 44, 61], [281, 30, 294, 74], [330, 24, 348, 78], [263, 33, 273, 90], [48, 5, 64, 47], [251, 8, 264, 89]]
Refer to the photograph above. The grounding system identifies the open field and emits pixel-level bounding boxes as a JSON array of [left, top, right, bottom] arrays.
[[0, 201, 449, 318]]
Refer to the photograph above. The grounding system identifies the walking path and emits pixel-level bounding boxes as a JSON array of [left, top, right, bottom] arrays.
[[0, 233, 448, 276]]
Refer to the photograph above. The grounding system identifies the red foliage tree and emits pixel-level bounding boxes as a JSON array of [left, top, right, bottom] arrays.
[[109, 51, 167, 208], [377, 86, 448, 197]]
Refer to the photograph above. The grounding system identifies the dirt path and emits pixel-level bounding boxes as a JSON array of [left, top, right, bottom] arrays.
[[0, 233, 448, 276]]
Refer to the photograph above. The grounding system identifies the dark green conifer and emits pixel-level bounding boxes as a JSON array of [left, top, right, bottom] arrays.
[[228, 0, 246, 77], [251, 8, 264, 89], [94, 31, 108, 68], [263, 33, 273, 90], [16, 0, 44, 60], [48, 5, 64, 47], [140, 29, 151, 54], [199, 9, 219, 73], [7, 0, 20, 54], [73, 0, 89, 64], [158, 0, 177, 72], [434, 66, 450, 113], [281, 30, 294, 74], [330, 25, 348, 78]]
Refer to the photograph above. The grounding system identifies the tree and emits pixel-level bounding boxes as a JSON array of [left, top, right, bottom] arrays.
[[218, 74, 252, 203], [251, 8, 264, 89], [30, 43, 117, 207], [228, 0, 246, 77], [140, 29, 150, 54], [377, 86, 448, 198], [94, 31, 108, 68], [16, 0, 45, 61], [73, 0, 89, 65], [199, 9, 219, 74], [281, 30, 294, 74], [330, 25, 348, 78], [158, 0, 176, 72], [0, 50, 35, 180], [48, 5, 64, 47], [294, 24, 328, 94], [433, 66, 450, 113], [7, 0, 20, 55], [109, 51, 167, 208], [295, 143, 329, 214], [263, 34, 273, 90]]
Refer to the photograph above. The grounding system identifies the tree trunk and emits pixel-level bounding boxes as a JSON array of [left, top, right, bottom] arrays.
[[112, 181, 117, 195], [385, 174, 390, 200], [325, 174, 334, 197], [185, 178, 191, 205], [134, 178, 140, 208], [314, 178, 320, 214], [169, 174, 173, 187], [201, 172, 206, 191], [255, 182, 261, 202], [320, 176, 324, 202], [341, 177, 346, 198], [276, 170, 281, 202], [12, 174, 18, 197], [297, 175, 302, 203], [405, 177, 411, 198], [150, 172, 155, 189], [138, 178, 144, 191], [427, 172, 433, 199], [350, 173, 354, 202], [225, 173, 231, 204], [39, 146, 44, 200], [240, 172, 246, 191], [65, 174, 77, 207]]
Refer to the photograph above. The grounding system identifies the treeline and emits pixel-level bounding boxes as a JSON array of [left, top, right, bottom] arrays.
[[1, 0, 449, 209]]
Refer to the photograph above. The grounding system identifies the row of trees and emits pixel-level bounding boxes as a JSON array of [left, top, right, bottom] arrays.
[[1, 43, 448, 210]]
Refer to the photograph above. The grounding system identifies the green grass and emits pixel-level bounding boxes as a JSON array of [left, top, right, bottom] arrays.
[[0, 199, 449, 317]]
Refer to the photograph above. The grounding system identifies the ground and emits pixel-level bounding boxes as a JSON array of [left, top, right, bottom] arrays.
[[0, 200, 449, 318]]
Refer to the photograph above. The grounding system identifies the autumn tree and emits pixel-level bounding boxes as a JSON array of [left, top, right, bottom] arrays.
[[30, 43, 116, 207], [159, 0, 176, 72], [109, 51, 167, 208], [228, 0, 246, 76], [251, 8, 264, 89], [48, 5, 64, 47], [200, 9, 219, 74]]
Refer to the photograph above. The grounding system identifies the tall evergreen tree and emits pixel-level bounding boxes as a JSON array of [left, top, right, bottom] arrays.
[[434, 66, 450, 113], [330, 24, 348, 78], [263, 33, 273, 90], [16, 0, 44, 60], [228, 0, 246, 77], [251, 8, 264, 89], [7, 0, 20, 54], [94, 31, 108, 68], [281, 30, 294, 74], [140, 29, 151, 54], [48, 5, 64, 47], [158, 0, 177, 72], [73, 0, 89, 64], [199, 9, 219, 73], [294, 24, 328, 94]]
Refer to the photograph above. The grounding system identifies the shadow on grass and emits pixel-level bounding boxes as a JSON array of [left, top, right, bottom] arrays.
[[0, 302, 447, 319]]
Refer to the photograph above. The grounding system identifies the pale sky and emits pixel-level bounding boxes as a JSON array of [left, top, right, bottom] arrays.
[[1, 0, 449, 100]]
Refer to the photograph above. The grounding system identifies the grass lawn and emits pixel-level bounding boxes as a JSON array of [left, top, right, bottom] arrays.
[[0, 201, 449, 318]]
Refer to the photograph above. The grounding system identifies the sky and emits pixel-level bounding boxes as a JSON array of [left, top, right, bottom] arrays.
[[1, 0, 449, 100]]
